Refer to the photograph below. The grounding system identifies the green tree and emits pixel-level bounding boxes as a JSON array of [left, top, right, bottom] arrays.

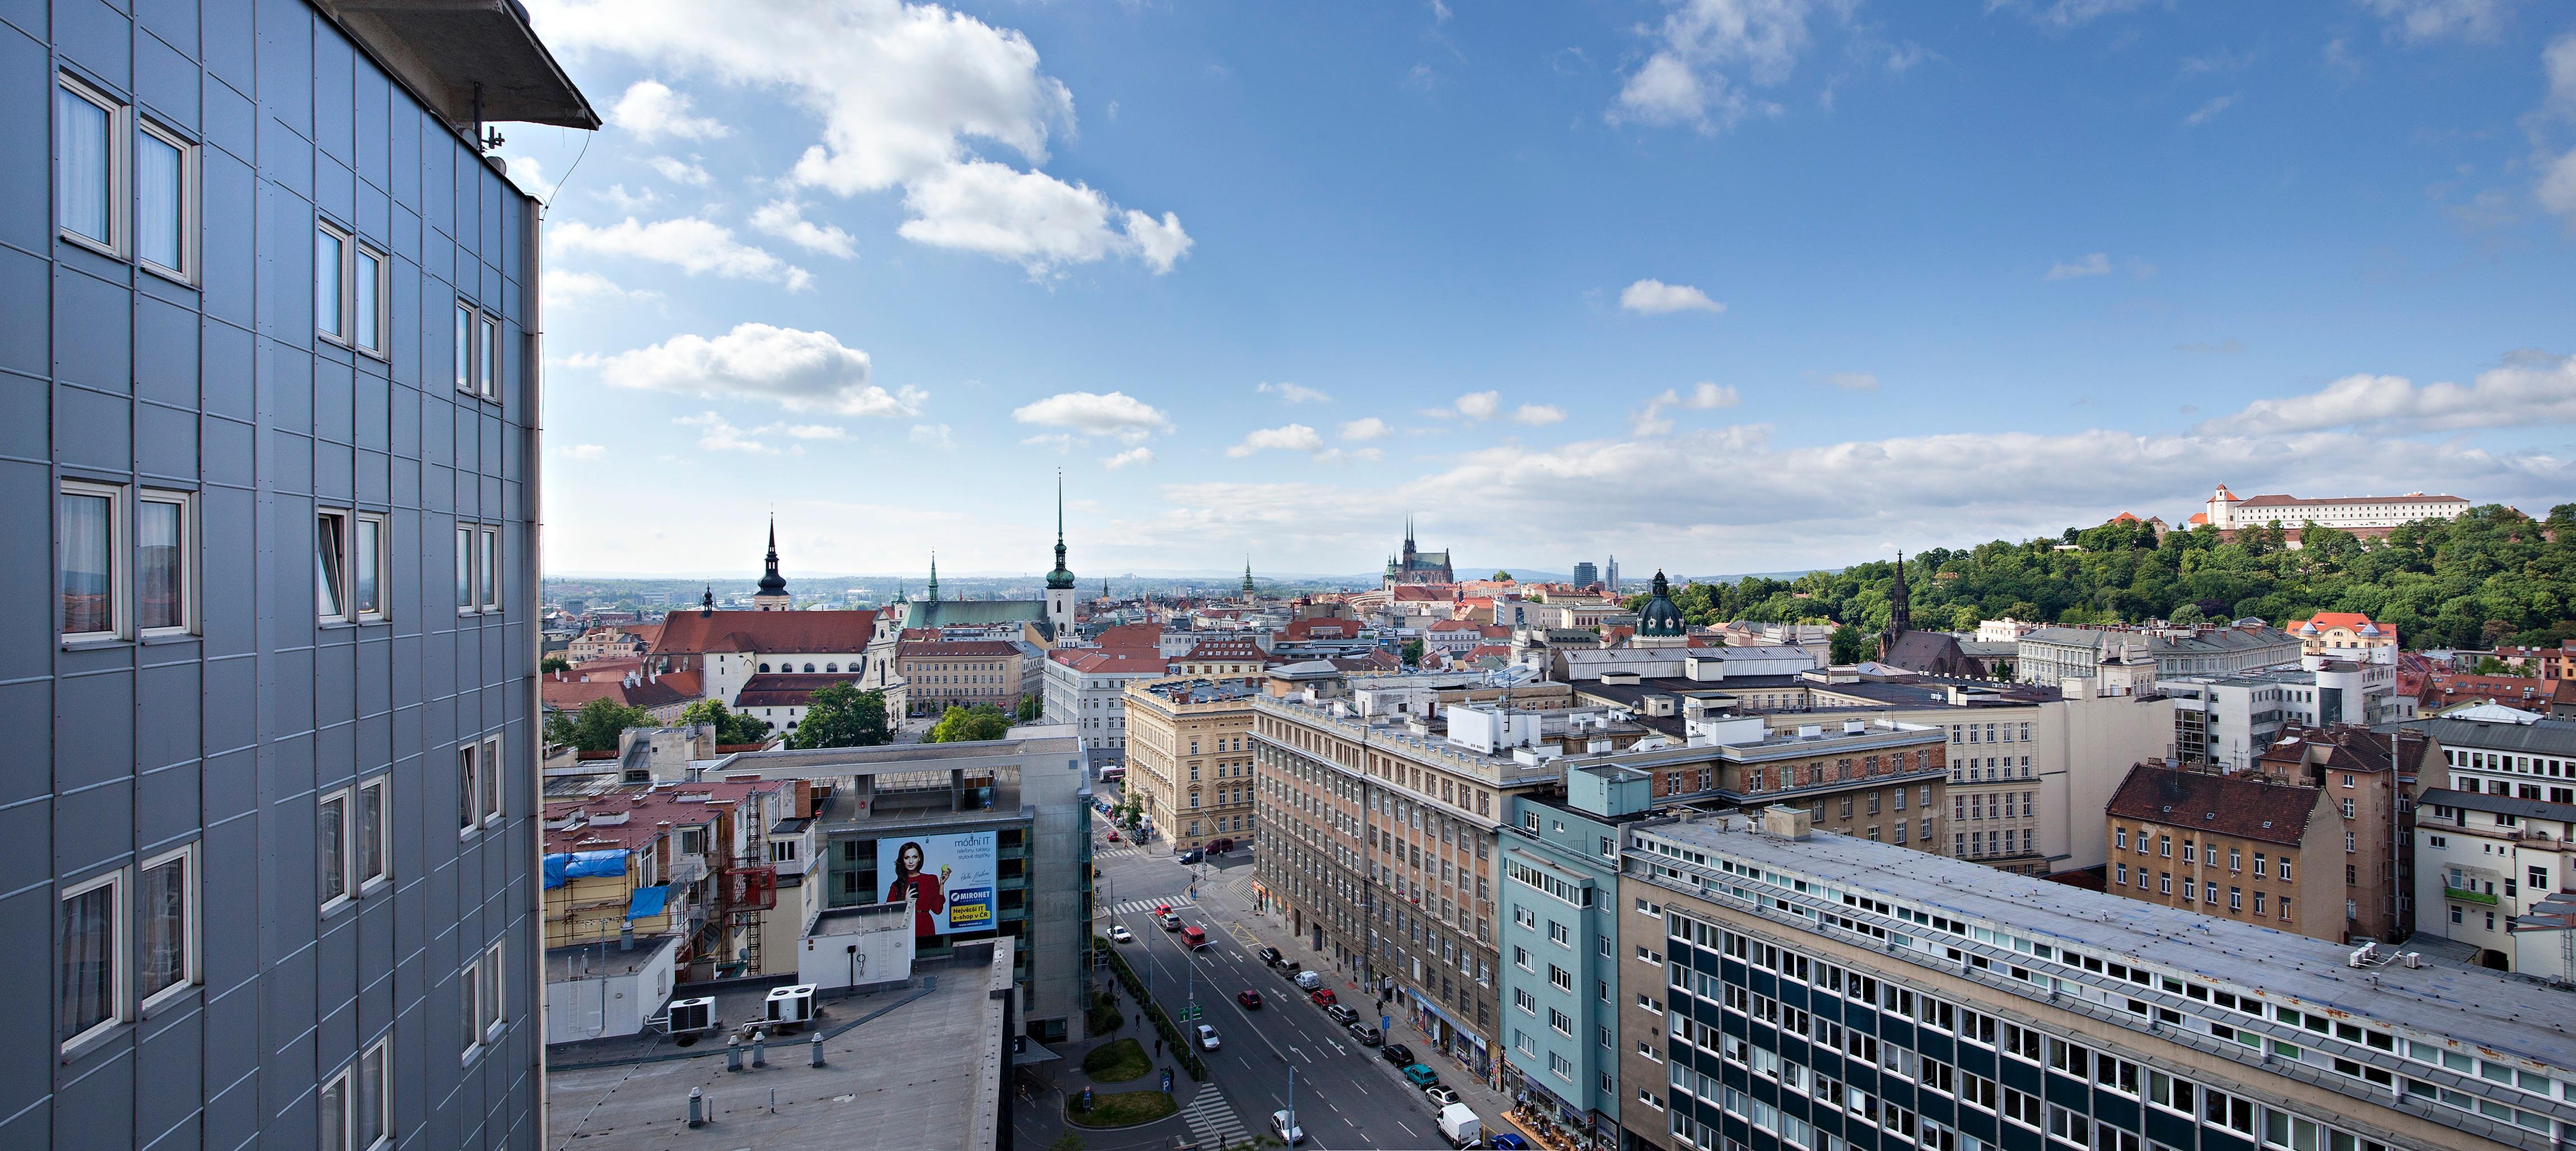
[[1829, 624, 1869, 664], [678, 698, 773, 745], [1401, 639, 1424, 667], [544, 697, 655, 753], [540, 655, 571, 674], [926, 703, 1012, 743], [1491, 571, 1513, 581], [789, 683, 893, 749], [1016, 693, 1044, 722]]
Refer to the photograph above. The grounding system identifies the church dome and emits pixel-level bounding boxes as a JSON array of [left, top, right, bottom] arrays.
[[1639, 570, 1685, 637]]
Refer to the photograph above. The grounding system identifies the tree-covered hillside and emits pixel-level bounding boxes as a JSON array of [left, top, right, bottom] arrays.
[[1634, 504, 2574, 651]]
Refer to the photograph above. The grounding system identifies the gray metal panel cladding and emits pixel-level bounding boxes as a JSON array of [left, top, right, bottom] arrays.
[[2, 1, 551, 1147]]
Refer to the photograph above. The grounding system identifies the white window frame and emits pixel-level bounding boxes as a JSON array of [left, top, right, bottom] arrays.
[[455, 524, 475, 614], [316, 220, 352, 345], [452, 301, 475, 394], [319, 785, 354, 913], [320, 1059, 351, 1151], [358, 776, 390, 892], [55, 73, 124, 257], [478, 526, 501, 613], [135, 487, 197, 637], [458, 742, 482, 839], [481, 735, 504, 827], [133, 115, 198, 283], [59, 478, 127, 643], [317, 508, 354, 624], [482, 940, 507, 1042], [477, 310, 501, 400], [460, 953, 483, 1063], [356, 1040, 390, 1151], [352, 511, 388, 622], [58, 868, 128, 1052], [137, 843, 199, 1014], [352, 241, 389, 357]]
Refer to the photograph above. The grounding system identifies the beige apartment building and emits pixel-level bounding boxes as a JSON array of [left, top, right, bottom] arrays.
[[1123, 676, 1263, 853], [895, 639, 1032, 717], [2103, 764, 2344, 940]]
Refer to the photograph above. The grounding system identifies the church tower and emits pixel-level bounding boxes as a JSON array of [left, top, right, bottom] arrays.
[[751, 516, 791, 611], [1242, 557, 1256, 602], [1044, 472, 1078, 638], [1888, 551, 1912, 637]]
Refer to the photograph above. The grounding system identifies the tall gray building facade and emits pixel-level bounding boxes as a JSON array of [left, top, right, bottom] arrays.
[[8, 3, 590, 1149]]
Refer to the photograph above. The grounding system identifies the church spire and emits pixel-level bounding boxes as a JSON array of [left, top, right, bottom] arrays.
[[1242, 556, 1256, 599], [1888, 550, 1912, 637], [1046, 470, 1077, 590], [752, 515, 790, 608], [926, 552, 939, 602]]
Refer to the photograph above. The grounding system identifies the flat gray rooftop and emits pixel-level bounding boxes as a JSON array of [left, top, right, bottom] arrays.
[[1648, 819, 2576, 1071], [544, 947, 1007, 1151]]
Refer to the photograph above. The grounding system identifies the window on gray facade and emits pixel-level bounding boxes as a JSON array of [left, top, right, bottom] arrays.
[[136, 118, 194, 279], [59, 480, 119, 640], [58, 870, 121, 1049], [320, 788, 352, 908], [56, 76, 117, 250], [318, 510, 353, 622], [316, 223, 348, 341], [138, 846, 193, 1006], [137, 490, 192, 634]]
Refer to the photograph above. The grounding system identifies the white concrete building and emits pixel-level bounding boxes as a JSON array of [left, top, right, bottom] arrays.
[[1043, 647, 1169, 758], [2199, 483, 2472, 533]]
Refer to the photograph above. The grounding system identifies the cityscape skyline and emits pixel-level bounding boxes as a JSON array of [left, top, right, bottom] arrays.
[[502, 0, 2576, 576]]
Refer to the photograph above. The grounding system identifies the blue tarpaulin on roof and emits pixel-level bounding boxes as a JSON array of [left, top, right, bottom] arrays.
[[542, 850, 628, 889], [626, 884, 671, 920]]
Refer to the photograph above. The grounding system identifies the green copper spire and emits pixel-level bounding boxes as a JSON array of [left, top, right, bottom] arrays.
[[1046, 470, 1077, 590]]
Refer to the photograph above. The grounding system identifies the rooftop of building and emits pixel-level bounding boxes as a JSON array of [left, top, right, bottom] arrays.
[[735, 673, 864, 707], [2105, 763, 2322, 847], [543, 675, 703, 714], [1133, 677, 1265, 706], [1639, 816, 2576, 1073], [2382, 716, 2576, 755], [1048, 648, 1169, 674], [543, 942, 1011, 1151], [699, 725, 1080, 781], [652, 608, 880, 656], [2234, 492, 2466, 506], [540, 780, 785, 854], [896, 639, 1025, 658]]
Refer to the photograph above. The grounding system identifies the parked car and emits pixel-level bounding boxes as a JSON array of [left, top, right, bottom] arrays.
[[1196, 1024, 1221, 1051], [1257, 946, 1283, 967], [1109, 924, 1134, 944], [1292, 970, 1322, 990], [1160, 911, 1184, 930], [1308, 987, 1337, 1008], [1278, 961, 1302, 981], [1270, 1110, 1305, 1145], [1424, 1084, 1460, 1107], [1488, 1134, 1532, 1150], [1236, 989, 1263, 1009], [1380, 1043, 1415, 1067], [1324, 1004, 1359, 1027], [1207, 837, 1234, 853], [1346, 1023, 1382, 1046], [1401, 1064, 1440, 1088]]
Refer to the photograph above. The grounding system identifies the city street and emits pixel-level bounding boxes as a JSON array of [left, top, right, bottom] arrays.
[[1067, 787, 1487, 1150]]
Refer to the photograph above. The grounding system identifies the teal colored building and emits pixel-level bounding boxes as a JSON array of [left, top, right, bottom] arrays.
[[1499, 764, 1659, 1146]]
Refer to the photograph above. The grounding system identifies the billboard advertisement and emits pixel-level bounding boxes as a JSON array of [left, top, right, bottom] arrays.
[[879, 831, 997, 936]]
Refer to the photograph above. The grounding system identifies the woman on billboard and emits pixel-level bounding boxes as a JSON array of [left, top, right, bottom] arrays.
[[885, 841, 947, 936]]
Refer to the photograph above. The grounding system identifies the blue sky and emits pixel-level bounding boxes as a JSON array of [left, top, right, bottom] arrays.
[[506, 0, 2576, 580]]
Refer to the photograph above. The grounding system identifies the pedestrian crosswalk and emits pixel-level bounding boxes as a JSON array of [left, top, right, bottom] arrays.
[[1178, 1086, 1250, 1149], [1104, 896, 1196, 916], [1095, 847, 1140, 859]]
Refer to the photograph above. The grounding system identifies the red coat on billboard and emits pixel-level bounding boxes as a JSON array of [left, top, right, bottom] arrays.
[[885, 840, 946, 936]]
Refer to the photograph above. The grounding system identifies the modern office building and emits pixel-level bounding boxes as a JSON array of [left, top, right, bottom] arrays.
[[684, 725, 1093, 1042], [18, 4, 591, 1149], [1619, 810, 2576, 1151]]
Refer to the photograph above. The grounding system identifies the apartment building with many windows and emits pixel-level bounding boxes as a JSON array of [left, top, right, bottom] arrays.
[[1619, 812, 2576, 1151], [1123, 676, 1261, 853], [2102, 765, 2346, 942], [20, 4, 591, 1149]]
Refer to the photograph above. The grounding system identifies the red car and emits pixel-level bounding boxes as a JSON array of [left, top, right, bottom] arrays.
[[1107, 830, 1121, 842], [1236, 990, 1263, 1009], [1309, 988, 1337, 1008]]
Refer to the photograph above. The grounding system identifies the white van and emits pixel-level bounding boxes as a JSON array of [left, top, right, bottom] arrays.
[[1293, 970, 1322, 991]]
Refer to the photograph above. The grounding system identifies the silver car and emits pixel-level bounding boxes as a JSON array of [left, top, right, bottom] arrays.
[[1196, 1023, 1221, 1051]]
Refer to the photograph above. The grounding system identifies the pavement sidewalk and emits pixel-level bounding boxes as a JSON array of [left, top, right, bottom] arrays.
[[1207, 864, 1525, 1133]]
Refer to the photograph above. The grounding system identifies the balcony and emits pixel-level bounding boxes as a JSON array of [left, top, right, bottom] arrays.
[[2446, 887, 2499, 906]]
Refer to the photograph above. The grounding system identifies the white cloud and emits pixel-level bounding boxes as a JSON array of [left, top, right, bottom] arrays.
[[591, 323, 921, 416], [2045, 252, 2112, 279], [1011, 391, 1173, 444], [1258, 381, 1332, 403], [2358, 0, 2515, 44], [1612, 0, 1819, 132], [563, 443, 610, 460], [909, 423, 955, 449], [542, 269, 660, 310], [648, 155, 713, 186], [526, 0, 1190, 275], [1634, 382, 1741, 435], [1339, 417, 1394, 441], [1226, 423, 1324, 457], [610, 79, 733, 142], [550, 217, 814, 290], [2321, 38, 2363, 80], [2546, 34, 2576, 115], [771, 422, 848, 440], [675, 411, 778, 454], [2201, 351, 2576, 435], [1619, 278, 1726, 315], [2540, 148, 2576, 223], [750, 199, 858, 258], [1511, 404, 1567, 426], [499, 155, 556, 199], [1983, 0, 2154, 29], [2182, 94, 2238, 127], [1459, 392, 1502, 420], [1819, 372, 1879, 392], [1103, 446, 1154, 469], [2528, 37, 2576, 225], [600, 183, 659, 212]]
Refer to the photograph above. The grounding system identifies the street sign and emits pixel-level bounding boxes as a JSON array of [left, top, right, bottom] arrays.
[[1161, 1069, 1173, 1093]]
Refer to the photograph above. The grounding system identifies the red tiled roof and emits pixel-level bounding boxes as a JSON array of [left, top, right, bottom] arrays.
[[2104, 765, 2322, 847], [573, 657, 647, 681], [542, 676, 701, 712], [1427, 619, 1482, 632], [2288, 612, 2394, 644], [1333, 651, 1402, 672], [651, 609, 879, 656], [1389, 585, 1446, 602], [542, 781, 777, 854], [897, 640, 1024, 658], [1094, 623, 1165, 650], [1480, 625, 1512, 639], [2237, 492, 2463, 507], [2430, 673, 2551, 703], [1183, 639, 1264, 660], [736, 673, 863, 707], [2185, 512, 2209, 526], [1281, 618, 1361, 640]]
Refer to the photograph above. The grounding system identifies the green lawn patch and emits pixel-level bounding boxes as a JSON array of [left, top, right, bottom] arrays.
[[1065, 1088, 1177, 1129], [1080, 1037, 1151, 1084]]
